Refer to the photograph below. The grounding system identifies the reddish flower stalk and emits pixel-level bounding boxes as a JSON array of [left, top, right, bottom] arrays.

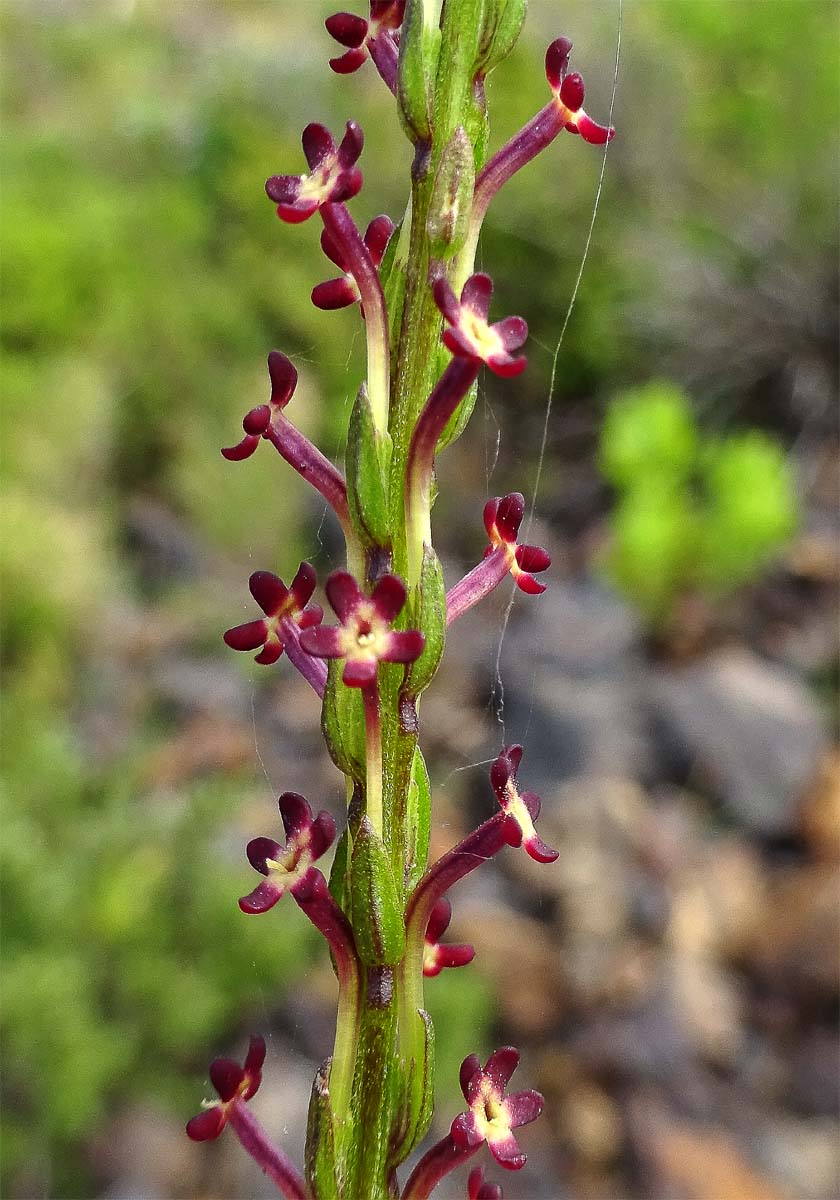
[[401, 1134, 481, 1200], [221, 351, 352, 540]]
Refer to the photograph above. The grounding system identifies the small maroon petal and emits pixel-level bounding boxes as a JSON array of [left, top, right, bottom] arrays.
[[249, 570, 288, 617], [221, 435, 260, 461], [244, 1034, 267, 1077], [277, 199, 320, 224], [515, 573, 546, 596], [433, 277, 462, 325], [278, 791, 313, 843], [515, 545, 551, 573], [186, 1106, 226, 1141], [299, 625, 345, 659], [267, 351, 298, 408], [459, 1054, 482, 1102], [325, 571, 365, 621], [302, 122, 336, 170], [451, 1111, 483, 1149], [559, 72, 585, 112], [495, 493, 525, 542], [524, 833, 559, 864], [210, 1058, 245, 1102], [312, 278, 358, 310], [492, 316, 528, 353], [289, 561, 317, 608], [342, 657, 378, 687], [242, 405, 271, 435], [460, 272, 493, 319], [330, 167, 364, 204], [320, 227, 347, 270], [490, 756, 512, 799], [330, 48, 368, 73], [504, 1089, 544, 1129], [484, 1046, 520, 1093], [370, 573, 407, 623], [363, 214, 395, 263], [483, 497, 501, 539], [265, 174, 302, 204], [487, 1131, 525, 1170], [325, 11, 369, 48], [370, 0, 404, 23], [426, 897, 453, 944], [504, 745, 523, 773], [502, 814, 523, 847], [468, 1167, 504, 1200], [310, 811, 338, 859], [545, 36, 573, 90], [246, 837, 284, 874], [239, 877, 286, 914], [254, 637, 284, 665], [297, 603, 324, 630], [486, 352, 527, 378], [224, 620, 268, 652], [520, 791, 542, 821], [381, 629, 425, 663], [436, 943, 475, 969], [337, 120, 364, 166], [576, 113, 615, 145]]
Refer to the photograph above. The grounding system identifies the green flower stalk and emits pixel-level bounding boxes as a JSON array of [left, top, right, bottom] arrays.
[[189, 3, 615, 1197]]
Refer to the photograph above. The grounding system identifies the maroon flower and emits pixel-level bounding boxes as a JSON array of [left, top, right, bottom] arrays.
[[484, 493, 551, 595], [544, 37, 615, 145], [450, 1048, 544, 1171], [239, 792, 337, 914], [491, 746, 558, 864], [326, 2, 404, 75], [433, 274, 528, 378], [265, 121, 363, 223], [299, 571, 424, 688], [423, 897, 475, 978], [312, 213, 394, 312], [186, 1035, 265, 1141], [221, 350, 298, 462], [468, 1167, 504, 1200], [223, 563, 322, 666]]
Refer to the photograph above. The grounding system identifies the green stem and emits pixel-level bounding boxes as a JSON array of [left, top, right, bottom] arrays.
[[362, 681, 383, 839]]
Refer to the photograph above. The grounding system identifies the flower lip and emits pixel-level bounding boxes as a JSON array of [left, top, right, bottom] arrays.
[[265, 121, 364, 223], [483, 493, 551, 594], [423, 897, 476, 978], [186, 1035, 266, 1141], [239, 792, 337, 914], [433, 274, 528, 378], [543, 36, 615, 145], [299, 570, 424, 689], [490, 745, 558, 863], [223, 562, 322, 666], [450, 1047, 544, 1170]]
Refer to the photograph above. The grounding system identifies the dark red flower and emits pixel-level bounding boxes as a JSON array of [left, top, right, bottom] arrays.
[[544, 37, 614, 145], [265, 121, 363, 223], [423, 897, 475, 978], [186, 1035, 266, 1141], [491, 746, 558, 864], [433, 274, 528, 378], [484, 493, 551, 595], [450, 1047, 544, 1170], [299, 571, 424, 688], [468, 1167, 504, 1200], [223, 563, 322, 666], [312, 213, 394, 312], [221, 350, 298, 462], [325, 3, 404, 75], [239, 792, 337, 914]]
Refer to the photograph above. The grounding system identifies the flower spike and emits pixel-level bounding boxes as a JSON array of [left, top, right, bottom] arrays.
[[491, 745, 558, 863], [187, 1035, 266, 1141], [239, 792, 337, 914], [265, 121, 364, 223], [224, 563, 322, 666], [313, 214, 394, 312], [300, 571, 424, 688], [433, 273, 528, 378], [468, 1167, 505, 1199], [450, 1047, 544, 1171], [423, 897, 475, 978]]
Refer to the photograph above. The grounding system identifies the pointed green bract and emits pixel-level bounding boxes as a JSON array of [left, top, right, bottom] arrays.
[[350, 818, 407, 967]]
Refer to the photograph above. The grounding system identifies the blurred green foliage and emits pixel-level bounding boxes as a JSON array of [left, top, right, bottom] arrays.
[[599, 382, 798, 621]]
